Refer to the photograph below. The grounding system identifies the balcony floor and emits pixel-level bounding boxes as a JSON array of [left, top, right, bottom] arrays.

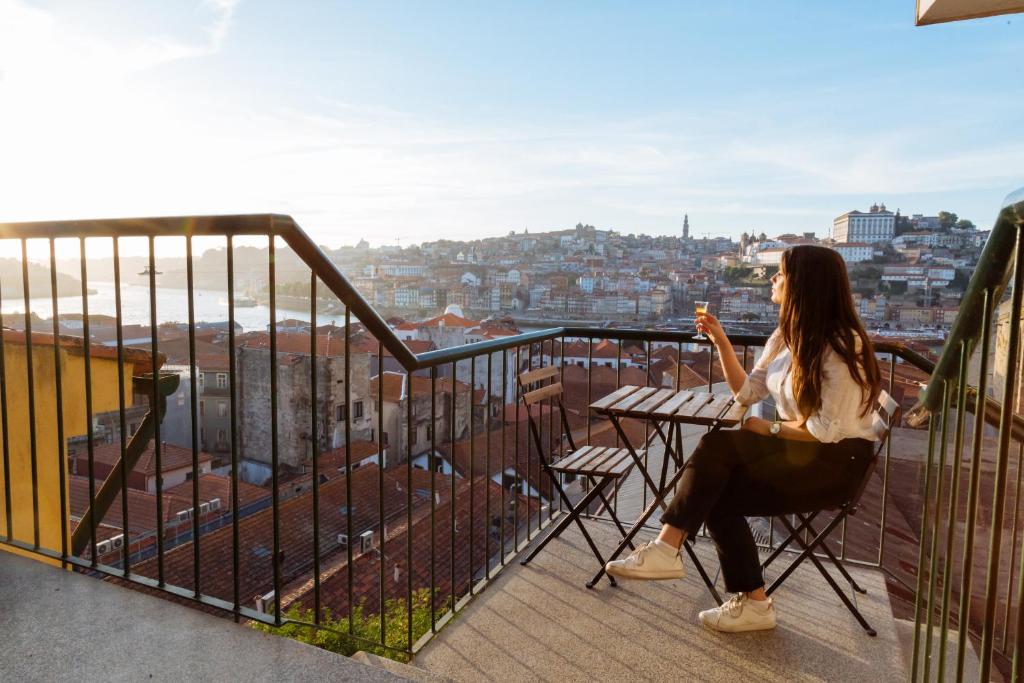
[[0, 551, 407, 682], [414, 518, 907, 682]]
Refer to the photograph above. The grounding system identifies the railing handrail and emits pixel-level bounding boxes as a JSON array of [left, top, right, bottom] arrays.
[[913, 186, 1024, 415], [0, 214, 942, 378], [0, 213, 941, 377]]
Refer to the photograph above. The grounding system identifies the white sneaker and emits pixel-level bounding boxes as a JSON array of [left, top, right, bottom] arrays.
[[605, 541, 686, 580], [699, 594, 777, 633]]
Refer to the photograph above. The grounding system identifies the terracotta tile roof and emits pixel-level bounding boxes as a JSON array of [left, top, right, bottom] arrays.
[[72, 440, 213, 477], [1, 329, 161, 374], [138, 337, 227, 367], [284, 476, 539, 617], [370, 372, 406, 402], [129, 464, 429, 604], [239, 331, 347, 357], [313, 440, 382, 474], [419, 312, 480, 328], [163, 473, 270, 513]]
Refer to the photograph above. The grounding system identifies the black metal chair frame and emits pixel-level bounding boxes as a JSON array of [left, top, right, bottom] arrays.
[[516, 366, 634, 586], [760, 391, 902, 637]]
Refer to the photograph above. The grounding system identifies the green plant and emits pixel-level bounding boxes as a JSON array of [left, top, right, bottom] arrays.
[[250, 589, 450, 663]]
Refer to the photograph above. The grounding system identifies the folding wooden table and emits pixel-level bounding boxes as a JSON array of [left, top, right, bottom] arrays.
[[588, 385, 748, 602]]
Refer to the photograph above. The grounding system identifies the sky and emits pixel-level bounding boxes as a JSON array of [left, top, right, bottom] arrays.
[[1, 0, 1022, 257]]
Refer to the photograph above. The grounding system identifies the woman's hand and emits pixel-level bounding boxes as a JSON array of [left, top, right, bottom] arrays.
[[695, 312, 729, 349], [741, 416, 771, 435]]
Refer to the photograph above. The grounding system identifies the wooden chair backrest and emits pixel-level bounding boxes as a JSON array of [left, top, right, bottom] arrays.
[[517, 365, 574, 459], [848, 390, 902, 509]]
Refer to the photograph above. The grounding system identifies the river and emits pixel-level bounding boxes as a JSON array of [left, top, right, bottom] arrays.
[[0, 282, 344, 332]]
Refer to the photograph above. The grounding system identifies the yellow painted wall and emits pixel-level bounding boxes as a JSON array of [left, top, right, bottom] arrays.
[[0, 340, 134, 566]]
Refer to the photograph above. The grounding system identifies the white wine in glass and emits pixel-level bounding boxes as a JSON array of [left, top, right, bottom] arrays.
[[694, 301, 710, 340]]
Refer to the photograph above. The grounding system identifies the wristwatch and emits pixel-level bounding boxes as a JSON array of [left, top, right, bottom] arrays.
[[769, 421, 782, 436]]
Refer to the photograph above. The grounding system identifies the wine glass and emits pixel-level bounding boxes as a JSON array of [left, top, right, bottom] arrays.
[[693, 301, 710, 340]]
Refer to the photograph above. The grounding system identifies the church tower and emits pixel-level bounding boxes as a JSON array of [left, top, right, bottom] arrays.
[[683, 214, 690, 240]]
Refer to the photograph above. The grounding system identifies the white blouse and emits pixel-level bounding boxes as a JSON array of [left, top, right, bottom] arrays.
[[733, 329, 879, 443]]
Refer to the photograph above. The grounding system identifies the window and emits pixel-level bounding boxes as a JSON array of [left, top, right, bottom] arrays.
[[186, 471, 194, 482], [382, 431, 389, 447], [218, 401, 228, 418], [216, 373, 228, 389], [426, 425, 432, 441], [354, 401, 364, 419], [199, 400, 205, 417], [336, 404, 347, 422], [217, 429, 227, 443]]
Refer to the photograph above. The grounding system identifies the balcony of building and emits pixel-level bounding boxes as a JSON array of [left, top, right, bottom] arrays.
[[0, 188, 1022, 681]]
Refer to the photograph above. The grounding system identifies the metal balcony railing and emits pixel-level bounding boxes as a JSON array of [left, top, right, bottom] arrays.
[[0, 188, 1021, 681]]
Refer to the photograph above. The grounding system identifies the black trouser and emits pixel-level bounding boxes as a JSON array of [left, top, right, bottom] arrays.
[[660, 429, 874, 594]]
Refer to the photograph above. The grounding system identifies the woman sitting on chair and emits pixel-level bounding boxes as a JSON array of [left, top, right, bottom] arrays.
[[606, 244, 881, 633]]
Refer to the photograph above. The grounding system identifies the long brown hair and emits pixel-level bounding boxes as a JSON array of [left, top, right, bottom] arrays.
[[776, 245, 881, 423]]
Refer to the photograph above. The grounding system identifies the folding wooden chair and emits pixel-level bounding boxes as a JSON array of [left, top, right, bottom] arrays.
[[516, 365, 635, 583], [761, 390, 902, 637]]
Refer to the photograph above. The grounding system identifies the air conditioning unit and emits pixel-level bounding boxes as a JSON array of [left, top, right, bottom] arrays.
[[109, 534, 125, 550], [96, 540, 112, 555], [199, 502, 211, 515], [255, 590, 275, 614], [337, 533, 348, 548], [176, 509, 192, 523], [208, 497, 222, 512], [359, 530, 374, 554]]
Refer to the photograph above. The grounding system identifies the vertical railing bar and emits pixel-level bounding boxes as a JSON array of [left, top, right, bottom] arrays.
[[910, 394, 940, 682], [615, 339, 622, 450], [676, 341, 683, 390], [1003, 441, 1024, 652], [955, 286, 992, 681], [113, 238, 129, 571], [526, 348, 534, 537], [79, 238, 97, 563], [406, 375, 414, 653], [938, 340, 971, 681], [148, 237, 165, 586], [486, 351, 492, 578], [226, 237, 240, 617], [561, 335, 569, 511], [587, 337, 593, 446], [430, 366, 437, 631], [344, 306, 353, 635], [469, 354, 476, 595], [547, 340, 555, 522], [310, 274, 322, 625], [0, 263, 11, 542], [878, 353, 896, 566], [377, 339, 385, 643], [449, 360, 456, 613], [20, 239, 40, 549], [924, 380, 953, 682], [48, 238, 68, 563], [979, 223, 1024, 682], [514, 346, 520, 551], [183, 235, 202, 592], [643, 339, 651, 511], [268, 236, 281, 624], [501, 348, 507, 564]]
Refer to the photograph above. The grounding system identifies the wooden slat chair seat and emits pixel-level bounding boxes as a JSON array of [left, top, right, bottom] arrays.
[[760, 389, 902, 637], [516, 366, 636, 582], [550, 446, 633, 477]]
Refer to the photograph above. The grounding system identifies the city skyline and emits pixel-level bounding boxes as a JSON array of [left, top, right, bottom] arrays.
[[1, 1, 1021, 256]]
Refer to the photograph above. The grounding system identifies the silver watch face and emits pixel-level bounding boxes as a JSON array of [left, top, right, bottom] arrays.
[[770, 422, 781, 434]]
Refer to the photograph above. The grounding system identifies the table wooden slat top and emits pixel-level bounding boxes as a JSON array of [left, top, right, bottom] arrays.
[[591, 385, 748, 427]]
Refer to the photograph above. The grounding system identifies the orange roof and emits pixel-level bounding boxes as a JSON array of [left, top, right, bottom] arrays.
[[72, 440, 213, 476], [1, 329, 161, 374], [419, 312, 480, 328], [239, 331, 347, 357]]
